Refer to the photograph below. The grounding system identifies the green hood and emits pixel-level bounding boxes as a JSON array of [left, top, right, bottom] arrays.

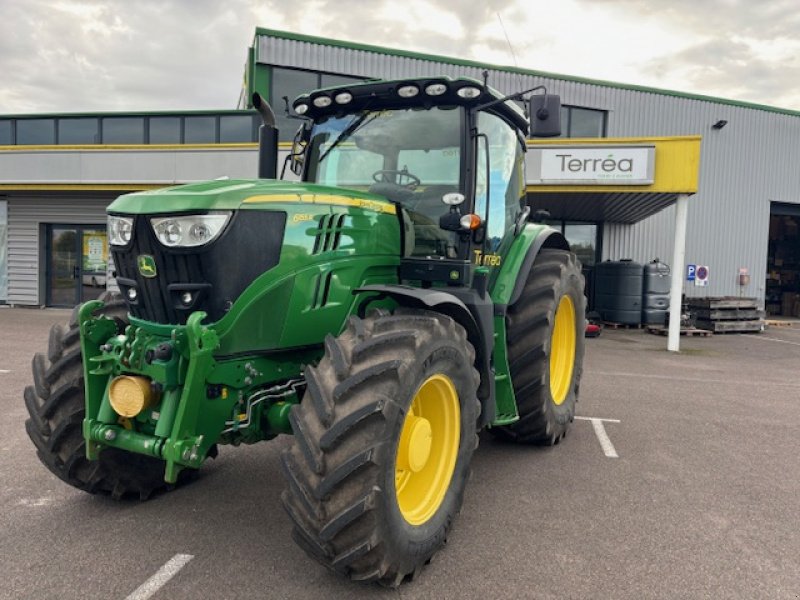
[[108, 179, 396, 215]]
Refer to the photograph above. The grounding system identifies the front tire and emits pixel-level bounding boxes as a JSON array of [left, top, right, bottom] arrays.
[[24, 293, 178, 500], [281, 309, 480, 586], [496, 249, 585, 445]]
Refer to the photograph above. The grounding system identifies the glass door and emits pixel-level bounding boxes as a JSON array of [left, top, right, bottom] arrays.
[[80, 228, 108, 302], [46, 225, 108, 307]]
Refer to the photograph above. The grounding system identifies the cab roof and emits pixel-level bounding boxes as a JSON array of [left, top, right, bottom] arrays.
[[292, 76, 529, 134]]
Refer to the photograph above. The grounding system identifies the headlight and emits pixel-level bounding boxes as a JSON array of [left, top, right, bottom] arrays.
[[150, 212, 231, 248], [108, 216, 133, 246]]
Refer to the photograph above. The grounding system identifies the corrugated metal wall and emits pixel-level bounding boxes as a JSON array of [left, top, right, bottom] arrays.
[[257, 34, 800, 302], [0, 200, 7, 301], [7, 195, 113, 305]]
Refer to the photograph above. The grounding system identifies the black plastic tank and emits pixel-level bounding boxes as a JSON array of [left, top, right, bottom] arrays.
[[642, 259, 671, 325], [642, 259, 672, 325], [594, 259, 644, 325]]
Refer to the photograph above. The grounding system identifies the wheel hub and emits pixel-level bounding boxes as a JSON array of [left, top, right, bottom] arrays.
[[397, 414, 433, 473]]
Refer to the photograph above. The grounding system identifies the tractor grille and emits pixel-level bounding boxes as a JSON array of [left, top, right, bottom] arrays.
[[112, 211, 286, 325]]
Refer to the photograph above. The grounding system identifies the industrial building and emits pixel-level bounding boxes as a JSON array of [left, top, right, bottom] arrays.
[[1, 28, 799, 317]]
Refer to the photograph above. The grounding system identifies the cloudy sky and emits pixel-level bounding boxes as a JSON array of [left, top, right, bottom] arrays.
[[1, 0, 798, 114]]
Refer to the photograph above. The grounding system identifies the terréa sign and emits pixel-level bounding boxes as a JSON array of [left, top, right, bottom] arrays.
[[529, 145, 656, 185]]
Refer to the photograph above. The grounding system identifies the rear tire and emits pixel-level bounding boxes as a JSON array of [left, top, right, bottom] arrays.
[[496, 249, 585, 445], [281, 309, 480, 586], [25, 292, 177, 500]]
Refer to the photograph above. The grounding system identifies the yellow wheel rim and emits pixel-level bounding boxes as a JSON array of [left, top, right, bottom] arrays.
[[549, 295, 577, 406], [395, 374, 461, 526]]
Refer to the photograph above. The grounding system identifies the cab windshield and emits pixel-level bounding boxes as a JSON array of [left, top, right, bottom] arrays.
[[306, 106, 462, 258]]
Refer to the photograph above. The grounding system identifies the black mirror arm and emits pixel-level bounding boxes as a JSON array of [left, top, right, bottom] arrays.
[[473, 85, 548, 112]]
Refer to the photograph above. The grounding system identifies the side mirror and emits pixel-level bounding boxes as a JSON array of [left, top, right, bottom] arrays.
[[529, 94, 561, 138], [289, 125, 311, 176]]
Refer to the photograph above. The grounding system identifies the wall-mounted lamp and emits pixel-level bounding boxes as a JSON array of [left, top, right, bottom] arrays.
[[712, 119, 728, 130]]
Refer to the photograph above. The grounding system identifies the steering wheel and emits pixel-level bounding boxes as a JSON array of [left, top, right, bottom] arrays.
[[372, 169, 421, 190]]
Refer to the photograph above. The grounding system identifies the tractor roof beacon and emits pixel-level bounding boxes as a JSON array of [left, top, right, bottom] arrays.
[[24, 76, 585, 586]]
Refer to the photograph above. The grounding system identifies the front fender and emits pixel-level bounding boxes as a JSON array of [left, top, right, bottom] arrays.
[[354, 284, 495, 427], [490, 224, 570, 308]]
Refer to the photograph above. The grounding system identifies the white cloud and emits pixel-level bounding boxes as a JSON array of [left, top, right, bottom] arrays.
[[0, 0, 798, 114]]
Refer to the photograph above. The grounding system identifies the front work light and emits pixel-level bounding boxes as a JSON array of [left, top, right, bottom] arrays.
[[334, 92, 353, 104], [108, 216, 134, 246], [312, 95, 332, 108], [425, 83, 448, 96], [294, 103, 309, 115], [456, 86, 481, 99], [397, 85, 420, 98], [150, 212, 231, 248]]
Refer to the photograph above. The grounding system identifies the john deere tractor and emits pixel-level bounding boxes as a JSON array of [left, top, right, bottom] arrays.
[[24, 76, 585, 586]]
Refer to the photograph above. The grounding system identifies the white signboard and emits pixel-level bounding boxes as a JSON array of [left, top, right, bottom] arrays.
[[694, 265, 709, 287], [528, 145, 656, 185]]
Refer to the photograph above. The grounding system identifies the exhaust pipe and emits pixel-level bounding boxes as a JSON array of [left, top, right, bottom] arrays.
[[252, 92, 278, 179]]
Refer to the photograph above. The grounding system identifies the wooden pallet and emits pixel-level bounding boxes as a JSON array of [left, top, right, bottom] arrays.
[[692, 308, 763, 320], [686, 297, 765, 334], [765, 319, 795, 328], [646, 325, 713, 337], [694, 319, 765, 333], [603, 321, 643, 329], [686, 297, 758, 310]]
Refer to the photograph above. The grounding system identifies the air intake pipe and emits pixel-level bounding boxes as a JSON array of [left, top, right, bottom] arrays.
[[252, 92, 278, 179]]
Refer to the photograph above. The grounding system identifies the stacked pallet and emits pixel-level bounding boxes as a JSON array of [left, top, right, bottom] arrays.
[[687, 297, 765, 333]]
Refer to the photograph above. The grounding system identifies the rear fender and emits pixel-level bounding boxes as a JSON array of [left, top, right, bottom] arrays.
[[486, 224, 570, 425]]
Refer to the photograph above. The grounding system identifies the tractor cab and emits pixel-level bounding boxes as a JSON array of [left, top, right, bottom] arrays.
[[287, 77, 560, 284]]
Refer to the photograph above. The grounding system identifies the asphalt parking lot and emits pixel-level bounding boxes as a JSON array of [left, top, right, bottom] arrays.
[[1, 307, 799, 600]]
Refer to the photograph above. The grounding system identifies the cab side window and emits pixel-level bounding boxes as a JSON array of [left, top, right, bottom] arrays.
[[476, 112, 525, 252]]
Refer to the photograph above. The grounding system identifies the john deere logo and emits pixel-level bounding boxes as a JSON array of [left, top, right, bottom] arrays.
[[137, 255, 157, 278]]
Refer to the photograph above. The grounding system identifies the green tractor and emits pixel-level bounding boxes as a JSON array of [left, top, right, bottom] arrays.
[[24, 76, 585, 586]]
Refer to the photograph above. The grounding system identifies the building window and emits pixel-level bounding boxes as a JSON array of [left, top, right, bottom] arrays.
[[220, 115, 257, 142], [559, 106, 606, 138], [270, 67, 367, 141], [58, 118, 99, 144], [102, 117, 145, 144], [184, 116, 216, 143], [547, 220, 600, 266], [16, 119, 55, 145], [149, 117, 181, 144], [0, 120, 13, 144]]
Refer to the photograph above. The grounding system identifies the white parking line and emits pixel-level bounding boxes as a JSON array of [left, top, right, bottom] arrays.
[[585, 370, 800, 389], [743, 334, 800, 346], [576, 416, 619, 458], [0, 369, 10, 374], [574, 416, 620, 423], [125, 554, 194, 600]]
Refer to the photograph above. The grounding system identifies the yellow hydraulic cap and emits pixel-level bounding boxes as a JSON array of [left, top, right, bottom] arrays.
[[108, 375, 153, 418]]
